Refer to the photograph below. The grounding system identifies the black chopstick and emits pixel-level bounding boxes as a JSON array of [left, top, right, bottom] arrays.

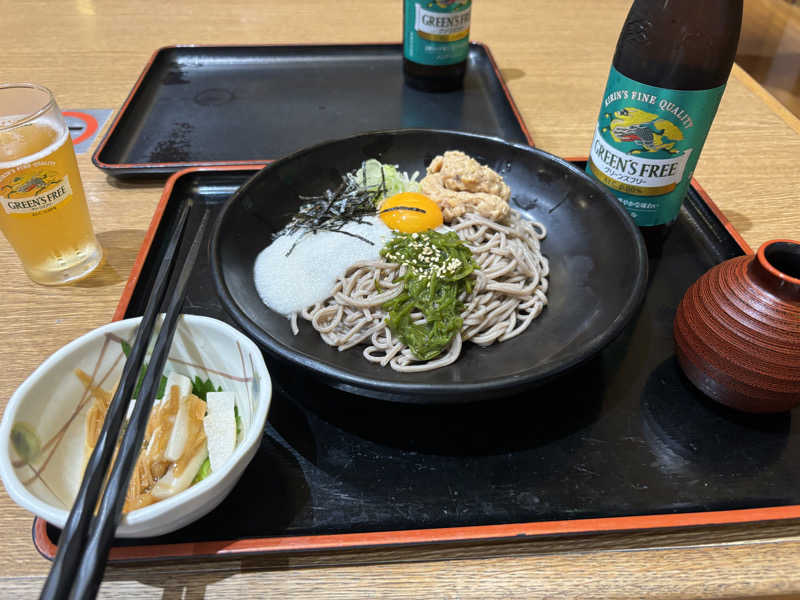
[[68, 208, 211, 598], [39, 205, 209, 600], [39, 199, 193, 600]]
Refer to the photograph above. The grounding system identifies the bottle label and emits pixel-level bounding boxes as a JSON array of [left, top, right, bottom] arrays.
[[586, 66, 726, 226], [404, 1, 471, 66], [0, 165, 73, 217]]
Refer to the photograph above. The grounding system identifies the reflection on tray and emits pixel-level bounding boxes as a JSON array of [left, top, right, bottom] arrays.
[[268, 358, 605, 458], [641, 357, 790, 478], [94, 44, 530, 176]]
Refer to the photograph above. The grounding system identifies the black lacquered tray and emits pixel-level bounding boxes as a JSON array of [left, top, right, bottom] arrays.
[[34, 164, 800, 563], [92, 43, 531, 176]]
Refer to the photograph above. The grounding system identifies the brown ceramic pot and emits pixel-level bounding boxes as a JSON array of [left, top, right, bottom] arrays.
[[674, 239, 800, 413]]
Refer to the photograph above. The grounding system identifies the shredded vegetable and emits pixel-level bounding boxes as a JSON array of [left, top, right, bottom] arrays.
[[349, 159, 420, 204]]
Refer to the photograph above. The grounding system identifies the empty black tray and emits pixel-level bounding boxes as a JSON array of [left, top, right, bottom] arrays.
[[92, 43, 531, 176]]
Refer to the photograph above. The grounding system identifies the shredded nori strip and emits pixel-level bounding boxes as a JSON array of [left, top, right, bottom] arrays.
[[278, 163, 389, 256], [378, 205, 427, 215]]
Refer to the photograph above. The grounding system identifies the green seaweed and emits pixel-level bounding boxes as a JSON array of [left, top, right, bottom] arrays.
[[381, 230, 476, 361]]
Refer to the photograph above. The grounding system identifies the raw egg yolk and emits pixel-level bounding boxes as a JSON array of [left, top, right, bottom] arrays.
[[379, 192, 444, 233]]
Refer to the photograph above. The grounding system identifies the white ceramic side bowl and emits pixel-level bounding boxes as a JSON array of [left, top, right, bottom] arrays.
[[0, 314, 271, 538]]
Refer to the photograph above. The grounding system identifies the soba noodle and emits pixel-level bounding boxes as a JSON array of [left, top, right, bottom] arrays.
[[296, 208, 549, 372]]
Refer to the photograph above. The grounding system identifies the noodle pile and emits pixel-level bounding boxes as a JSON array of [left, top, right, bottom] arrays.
[[295, 208, 549, 372]]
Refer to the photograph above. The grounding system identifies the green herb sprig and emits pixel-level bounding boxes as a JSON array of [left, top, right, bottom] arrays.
[[121, 341, 220, 401]]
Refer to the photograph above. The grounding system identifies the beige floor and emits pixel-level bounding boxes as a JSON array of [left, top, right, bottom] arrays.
[[738, 0, 800, 117]]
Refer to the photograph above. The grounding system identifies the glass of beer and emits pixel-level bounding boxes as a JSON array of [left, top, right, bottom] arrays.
[[0, 83, 103, 285]]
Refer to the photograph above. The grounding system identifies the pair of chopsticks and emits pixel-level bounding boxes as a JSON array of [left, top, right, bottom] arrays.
[[40, 203, 211, 600]]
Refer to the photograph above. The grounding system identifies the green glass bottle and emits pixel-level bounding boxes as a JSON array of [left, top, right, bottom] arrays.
[[586, 0, 742, 255], [403, 0, 472, 92]]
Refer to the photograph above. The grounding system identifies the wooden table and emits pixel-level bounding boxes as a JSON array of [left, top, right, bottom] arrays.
[[3, 1, 800, 597]]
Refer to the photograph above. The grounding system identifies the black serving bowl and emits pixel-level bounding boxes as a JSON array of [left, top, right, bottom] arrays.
[[210, 129, 647, 403]]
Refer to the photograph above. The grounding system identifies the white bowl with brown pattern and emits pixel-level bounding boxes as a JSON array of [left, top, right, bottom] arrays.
[[0, 314, 271, 537]]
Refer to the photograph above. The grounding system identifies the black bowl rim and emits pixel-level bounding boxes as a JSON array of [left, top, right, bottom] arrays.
[[209, 128, 648, 402]]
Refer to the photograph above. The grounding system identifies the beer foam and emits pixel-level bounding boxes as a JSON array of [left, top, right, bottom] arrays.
[[0, 118, 67, 169]]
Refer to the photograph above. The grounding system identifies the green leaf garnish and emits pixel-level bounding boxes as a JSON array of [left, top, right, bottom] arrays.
[[234, 405, 243, 440], [131, 364, 168, 400], [192, 376, 221, 401], [192, 457, 212, 484], [122, 339, 168, 399]]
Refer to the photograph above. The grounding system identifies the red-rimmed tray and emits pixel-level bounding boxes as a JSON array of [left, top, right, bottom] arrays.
[[35, 162, 800, 565], [92, 43, 531, 177]]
